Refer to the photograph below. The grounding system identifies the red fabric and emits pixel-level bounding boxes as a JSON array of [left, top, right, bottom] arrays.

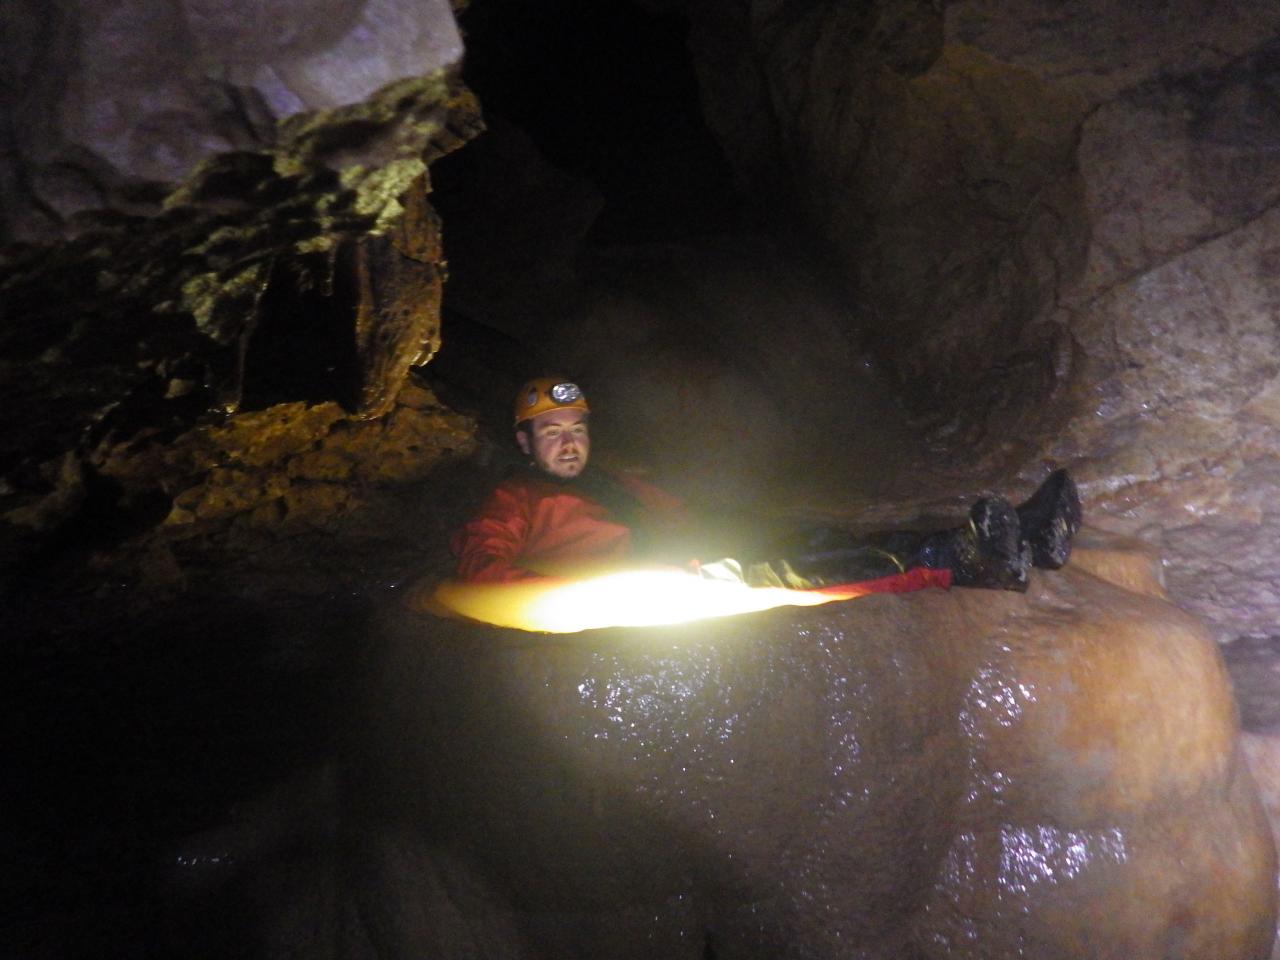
[[813, 565, 952, 597], [453, 471, 951, 597], [452, 472, 685, 583]]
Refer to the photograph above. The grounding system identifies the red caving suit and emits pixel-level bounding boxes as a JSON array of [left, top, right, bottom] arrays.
[[452, 468, 949, 595], [453, 469, 685, 583]]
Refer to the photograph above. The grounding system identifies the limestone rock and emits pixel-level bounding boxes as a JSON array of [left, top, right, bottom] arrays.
[[684, 1, 1088, 420], [367, 539, 1276, 958], [1241, 730, 1280, 960], [0, 0, 464, 242], [673, 0, 1280, 643], [0, 62, 483, 606]]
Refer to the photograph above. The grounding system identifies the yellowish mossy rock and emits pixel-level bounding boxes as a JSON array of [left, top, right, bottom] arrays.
[[92, 384, 475, 536]]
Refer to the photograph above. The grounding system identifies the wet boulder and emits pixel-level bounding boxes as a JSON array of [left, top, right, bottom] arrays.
[[367, 534, 1276, 958]]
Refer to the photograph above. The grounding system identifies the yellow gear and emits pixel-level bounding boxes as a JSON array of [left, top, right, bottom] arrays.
[[513, 377, 590, 426]]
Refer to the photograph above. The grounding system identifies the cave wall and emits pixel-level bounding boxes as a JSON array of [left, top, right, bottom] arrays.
[[0, 0, 463, 242], [0, 1, 484, 609], [7, 0, 1280, 640], [954, 2, 1280, 643], [685, 0, 1087, 427], [657, 0, 1280, 642]]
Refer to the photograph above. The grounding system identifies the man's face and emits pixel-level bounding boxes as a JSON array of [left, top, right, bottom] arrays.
[[517, 408, 590, 479]]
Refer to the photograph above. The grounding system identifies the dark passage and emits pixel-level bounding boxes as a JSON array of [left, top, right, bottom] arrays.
[[450, 0, 742, 245], [5, 595, 370, 959]]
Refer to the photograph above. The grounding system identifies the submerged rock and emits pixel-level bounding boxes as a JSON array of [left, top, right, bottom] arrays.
[[359, 533, 1275, 958]]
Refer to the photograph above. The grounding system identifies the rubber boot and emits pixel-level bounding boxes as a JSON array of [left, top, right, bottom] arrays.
[[917, 496, 1030, 592], [1016, 469, 1081, 569]]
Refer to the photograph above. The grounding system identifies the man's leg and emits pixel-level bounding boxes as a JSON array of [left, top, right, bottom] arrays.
[[915, 496, 1029, 591], [760, 498, 1025, 592], [1016, 468, 1081, 569], [741, 472, 1081, 593]]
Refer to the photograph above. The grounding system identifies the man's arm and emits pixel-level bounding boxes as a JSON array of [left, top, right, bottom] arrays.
[[451, 484, 540, 583], [402, 486, 535, 613]]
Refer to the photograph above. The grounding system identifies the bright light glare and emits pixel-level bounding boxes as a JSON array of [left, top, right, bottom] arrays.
[[433, 569, 868, 634]]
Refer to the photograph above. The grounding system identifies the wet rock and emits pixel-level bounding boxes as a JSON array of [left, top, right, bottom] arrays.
[[668, 0, 1280, 645], [365, 536, 1276, 958], [683, 1, 1088, 423], [0, 61, 484, 608], [1, 376, 478, 624], [1055, 204, 1280, 640]]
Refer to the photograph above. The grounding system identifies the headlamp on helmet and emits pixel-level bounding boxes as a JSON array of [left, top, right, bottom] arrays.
[[513, 377, 591, 426], [549, 382, 582, 405]]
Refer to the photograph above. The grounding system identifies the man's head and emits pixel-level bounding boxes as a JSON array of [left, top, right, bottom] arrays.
[[513, 378, 591, 480]]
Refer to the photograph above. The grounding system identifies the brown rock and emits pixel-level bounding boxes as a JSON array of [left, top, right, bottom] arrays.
[[1, 0, 465, 242], [371, 545, 1276, 958], [674, 0, 1280, 644]]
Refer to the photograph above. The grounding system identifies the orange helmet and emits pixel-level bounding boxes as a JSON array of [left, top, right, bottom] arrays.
[[513, 377, 590, 427]]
